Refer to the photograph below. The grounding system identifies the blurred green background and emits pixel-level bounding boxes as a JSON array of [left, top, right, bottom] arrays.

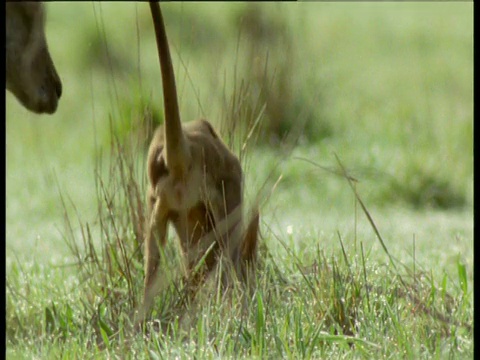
[[6, 2, 472, 275]]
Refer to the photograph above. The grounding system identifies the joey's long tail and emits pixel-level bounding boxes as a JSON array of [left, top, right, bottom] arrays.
[[149, 1, 189, 177]]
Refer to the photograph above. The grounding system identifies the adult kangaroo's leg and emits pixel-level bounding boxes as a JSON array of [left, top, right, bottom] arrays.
[[6, 2, 62, 114]]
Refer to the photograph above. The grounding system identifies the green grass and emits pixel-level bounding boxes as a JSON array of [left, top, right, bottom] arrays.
[[6, 2, 472, 359]]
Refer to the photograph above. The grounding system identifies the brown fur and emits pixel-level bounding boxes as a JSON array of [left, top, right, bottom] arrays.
[[6, 2, 62, 114], [142, 2, 259, 316]]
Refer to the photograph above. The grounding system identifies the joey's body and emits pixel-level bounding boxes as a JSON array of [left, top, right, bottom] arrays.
[[144, 119, 253, 314], [142, 2, 258, 318]]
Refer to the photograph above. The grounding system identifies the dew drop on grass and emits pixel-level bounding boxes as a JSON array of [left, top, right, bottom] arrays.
[[287, 225, 293, 235]]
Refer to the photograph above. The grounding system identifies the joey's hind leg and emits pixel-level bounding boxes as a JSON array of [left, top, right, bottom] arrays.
[[143, 198, 168, 316]]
